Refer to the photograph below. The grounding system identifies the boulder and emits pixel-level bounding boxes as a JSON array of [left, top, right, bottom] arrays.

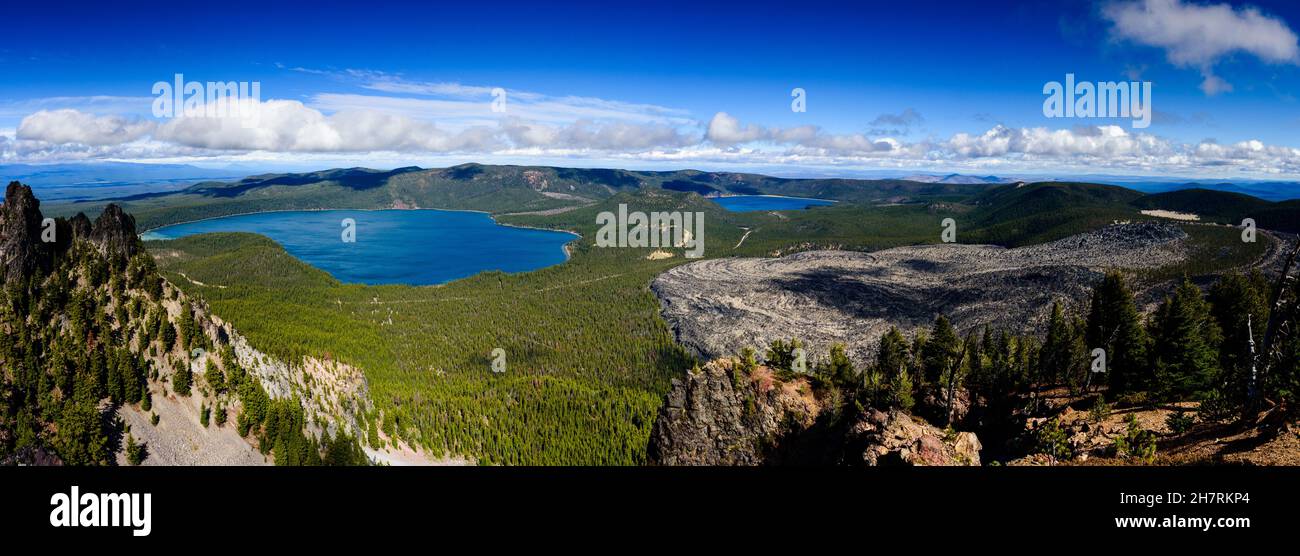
[[851, 408, 981, 466]]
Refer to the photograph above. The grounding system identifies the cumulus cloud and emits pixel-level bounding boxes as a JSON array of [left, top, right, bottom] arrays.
[[697, 112, 1300, 174], [947, 124, 1172, 159], [151, 99, 502, 153], [18, 98, 694, 156], [1103, 0, 1300, 95], [706, 112, 770, 145], [17, 109, 156, 146], [11, 98, 1300, 178], [707, 113, 907, 156]]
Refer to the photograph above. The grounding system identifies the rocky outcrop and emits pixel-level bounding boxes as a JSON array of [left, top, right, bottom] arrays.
[[0, 181, 51, 283], [68, 212, 92, 238], [89, 203, 139, 257], [648, 358, 982, 466], [851, 408, 981, 466], [648, 360, 819, 465], [1, 181, 139, 285]]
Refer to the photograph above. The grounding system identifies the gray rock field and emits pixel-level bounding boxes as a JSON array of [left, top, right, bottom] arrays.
[[652, 222, 1193, 367]]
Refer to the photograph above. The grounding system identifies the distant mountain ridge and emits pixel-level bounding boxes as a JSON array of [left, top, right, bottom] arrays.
[[900, 173, 1012, 185], [23, 163, 1299, 237], [43, 163, 1004, 230]]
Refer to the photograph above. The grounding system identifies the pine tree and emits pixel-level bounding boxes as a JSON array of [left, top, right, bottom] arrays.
[[921, 315, 961, 386], [205, 358, 226, 393], [173, 362, 192, 397], [876, 326, 910, 380], [1207, 271, 1269, 405], [55, 399, 108, 465], [178, 302, 196, 352], [764, 338, 804, 372], [1150, 278, 1222, 399], [125, 434, 146, 465], [158, 319, 176, 353], [889, 368, 915, 411], [1041, 301, 1085, 389], [820, 343, 855, 386], [1085, 272, 1150, 394]]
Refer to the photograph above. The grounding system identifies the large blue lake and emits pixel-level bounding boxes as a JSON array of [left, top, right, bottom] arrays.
[[713, 195, 835, 212], [142, 210, 577, 286]]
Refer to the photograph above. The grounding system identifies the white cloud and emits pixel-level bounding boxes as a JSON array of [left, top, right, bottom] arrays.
[[707, 113, 908, 156], [152, 99, 502, 152], [499, 117, 694, 151], [17, 109, 156, 146], [947, 124, 1173, 159], [1103, 0, 1300, 95], [10, 99, 1300, 179], [706, 112, 770, 144]]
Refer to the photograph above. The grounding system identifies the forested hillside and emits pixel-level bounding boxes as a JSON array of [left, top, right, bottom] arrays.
[[1132, 188, 1300, 234], [0, 182, 364, 465]]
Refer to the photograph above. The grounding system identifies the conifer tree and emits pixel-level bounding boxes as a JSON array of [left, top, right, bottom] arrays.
[[820, 343, 856, 386], [1150, 278, 1222, 398], [875, 326, 909, 380], [1085, 272, 1150, 393], [1207, 271, 1269, 404], [1041, 301, 1077, 386], [173, 362, 192, 397], [922, 315, 961, 386]]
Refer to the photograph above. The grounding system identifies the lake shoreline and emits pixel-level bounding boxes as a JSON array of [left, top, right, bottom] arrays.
[[142, 207, 583, 286]]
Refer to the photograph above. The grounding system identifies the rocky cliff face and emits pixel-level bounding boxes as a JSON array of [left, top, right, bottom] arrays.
[[648, 360, 821, 465], [0, 181, 139, 284], [648, 358, 982, 466], [89, 203, 139, 258], [0, 182, 51, 283]]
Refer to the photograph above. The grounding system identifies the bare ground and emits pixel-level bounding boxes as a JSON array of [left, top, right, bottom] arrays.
[[115, 380, 269, 466]]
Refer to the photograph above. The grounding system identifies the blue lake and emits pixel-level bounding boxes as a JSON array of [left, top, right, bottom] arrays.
[[713, 195, 835, 212], [141, 210, 577, 286]]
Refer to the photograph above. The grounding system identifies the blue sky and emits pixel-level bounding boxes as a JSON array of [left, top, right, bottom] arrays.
[[2, 0, 1300, 179]]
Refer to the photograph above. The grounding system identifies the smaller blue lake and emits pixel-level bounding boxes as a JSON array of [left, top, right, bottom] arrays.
[[712, 195, 836, 212], [141, 209, 576, 286]]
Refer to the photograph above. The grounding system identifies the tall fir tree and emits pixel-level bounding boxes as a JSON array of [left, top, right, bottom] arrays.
[[875, 326, 910, 380], [1150, 278, 1222, 399], [1085, 272, 1150, 394], [1207, 271, 1269, 404], [1041, 301, 1083, 387], [921, 315, 961, 386]]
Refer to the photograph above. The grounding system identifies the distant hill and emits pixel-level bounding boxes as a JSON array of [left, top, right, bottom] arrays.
[[1096, 179, 1300, 202], [1131, 188, 1300, 233], [0, 162, 247, 202], [43, 163, 1000, 230], [900, 173, 1012, 185], [26, 162, 1294, 240], [964, 182, 1146, 246]]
